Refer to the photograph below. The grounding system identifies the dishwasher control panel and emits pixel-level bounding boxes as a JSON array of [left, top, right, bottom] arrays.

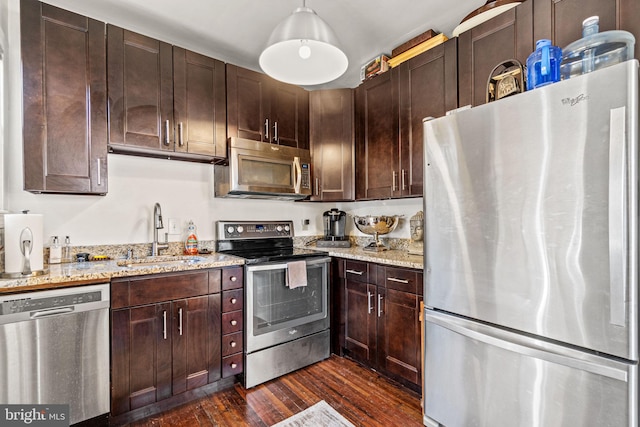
[[0, 290, 103, 315]]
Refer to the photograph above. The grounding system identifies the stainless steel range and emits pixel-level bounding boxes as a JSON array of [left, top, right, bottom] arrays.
[[216, 220, 330, 388]]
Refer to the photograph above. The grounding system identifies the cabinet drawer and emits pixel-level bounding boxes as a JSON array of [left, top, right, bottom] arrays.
[[222, 289, 243, 313], [222, 310, 243, 334], [222, 332, 243, 357], [222, 267, 244, 291], [222, 353, 243, 378], [383, 267, 421, 294], [344, 260, 369, 283]]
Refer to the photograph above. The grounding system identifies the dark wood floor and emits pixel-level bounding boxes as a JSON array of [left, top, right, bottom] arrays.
[[124, 355, 423, 427]]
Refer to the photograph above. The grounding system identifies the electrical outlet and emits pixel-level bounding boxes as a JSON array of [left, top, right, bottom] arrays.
[[168, 218, 180, 234], [301, 218, 310, 231]]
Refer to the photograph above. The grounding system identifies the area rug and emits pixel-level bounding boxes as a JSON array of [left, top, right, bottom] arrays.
[[271, 400, 355, 427]]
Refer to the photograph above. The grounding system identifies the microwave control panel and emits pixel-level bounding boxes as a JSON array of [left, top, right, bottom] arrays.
[[301, 163, 310, 189], [216, 220, 294, 240]]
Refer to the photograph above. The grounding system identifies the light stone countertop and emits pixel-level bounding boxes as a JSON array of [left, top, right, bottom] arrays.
[[0, 253, 245, 294], [311, 246, 424, 270]]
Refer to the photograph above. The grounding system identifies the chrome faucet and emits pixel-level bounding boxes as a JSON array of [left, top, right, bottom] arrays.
[[152, 202, 169, 257]]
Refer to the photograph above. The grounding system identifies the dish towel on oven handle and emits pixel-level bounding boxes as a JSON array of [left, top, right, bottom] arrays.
[[286, 260, 308, 289]]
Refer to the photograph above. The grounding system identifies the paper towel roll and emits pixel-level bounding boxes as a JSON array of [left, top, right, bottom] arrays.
[[3, 213, 44, 274]]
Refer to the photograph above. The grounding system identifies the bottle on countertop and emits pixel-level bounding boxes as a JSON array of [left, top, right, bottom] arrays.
[[49, 236, 61, 264], [62, 235, 72, 263], [184, 220, 198, 255]]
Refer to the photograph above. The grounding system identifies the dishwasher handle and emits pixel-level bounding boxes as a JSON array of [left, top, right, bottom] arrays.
[[30, 306, 75, 319]]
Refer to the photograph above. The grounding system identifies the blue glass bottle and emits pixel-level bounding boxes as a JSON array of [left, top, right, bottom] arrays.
[[526, 39, 562, 90]]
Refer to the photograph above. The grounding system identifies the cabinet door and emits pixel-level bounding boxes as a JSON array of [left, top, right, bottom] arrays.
[[21, 0, 107, 194], [171, 296, 212, 395], [107, 25, 174, 151], [458, 1, 533, 107], [270, 82, 309, 148], [355, 71, 398, 200], [226, 64, 270, 142], [110, 303, 172, 415], [379, 288, 422, 386], [395, 39, 458, 197], [309, 89, 354, 201], [344, 280, 377, 365], [173, 48, 227, 158]]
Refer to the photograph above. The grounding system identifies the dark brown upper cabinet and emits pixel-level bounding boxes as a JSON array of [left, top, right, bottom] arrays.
[[458, 0, 534, 108], [533, 0, 640, 69], [107, 25, 226, 163], [309, 89, 355, 202], [21, 0, 108, 194], [394, 38, 458, 197], [226, 64, 309, 149], [355, 39, 457, 200]]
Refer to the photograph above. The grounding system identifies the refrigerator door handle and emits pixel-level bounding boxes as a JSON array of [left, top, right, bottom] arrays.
[[425, 311, 629, 382], [608, 106, 628, 327]]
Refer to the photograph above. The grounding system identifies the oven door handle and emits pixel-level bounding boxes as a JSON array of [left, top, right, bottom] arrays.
[[245, 257, 332, 273]]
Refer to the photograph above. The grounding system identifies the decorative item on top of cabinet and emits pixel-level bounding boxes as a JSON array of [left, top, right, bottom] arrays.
[[355, 38, 457, 200], [226, 64, 309, 149], [458, 0, 533, 107], [309, 89, 354, 201], [107, 25, 226, 164], [21, 0, 107, 195]]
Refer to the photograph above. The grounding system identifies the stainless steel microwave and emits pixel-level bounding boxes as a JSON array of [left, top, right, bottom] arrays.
[[214, 137, 311, 200]]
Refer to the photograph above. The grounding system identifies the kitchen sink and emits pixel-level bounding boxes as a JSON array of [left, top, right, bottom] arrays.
[[116, 255, 204, 268]]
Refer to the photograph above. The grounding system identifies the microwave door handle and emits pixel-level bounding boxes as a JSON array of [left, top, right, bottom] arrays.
[[293, 156, 302, 194]]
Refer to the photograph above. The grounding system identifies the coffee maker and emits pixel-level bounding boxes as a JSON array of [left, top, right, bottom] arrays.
[[316, 209, 351, 248]]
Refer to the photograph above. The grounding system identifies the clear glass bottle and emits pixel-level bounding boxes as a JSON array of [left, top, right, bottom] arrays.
[[560, 16, 635, 80], [62, 235, 72, 263]]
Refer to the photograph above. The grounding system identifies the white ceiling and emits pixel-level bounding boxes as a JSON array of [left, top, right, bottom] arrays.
[[40, 0, 488, 89]]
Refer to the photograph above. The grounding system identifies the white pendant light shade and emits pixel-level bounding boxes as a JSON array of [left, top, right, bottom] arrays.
[[259, 5, 348, 86]]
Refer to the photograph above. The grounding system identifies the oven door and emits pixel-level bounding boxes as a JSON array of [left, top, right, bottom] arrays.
[[245, 256, 330, 353]]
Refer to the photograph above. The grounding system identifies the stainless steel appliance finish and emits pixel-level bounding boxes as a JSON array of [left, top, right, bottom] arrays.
[[214, 137, 312, 200], [423, 60, 639, 427], [216, 220, 330, 389], [0, 283, 110, 424], [316, 208, 350, 248]]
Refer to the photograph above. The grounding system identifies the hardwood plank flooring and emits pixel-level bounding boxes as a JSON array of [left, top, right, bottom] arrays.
[[123, 355, 423, 427]]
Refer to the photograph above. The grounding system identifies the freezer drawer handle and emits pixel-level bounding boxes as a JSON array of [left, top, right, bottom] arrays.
[[608, 106, 628, 327], [425, 311, 629, 382]]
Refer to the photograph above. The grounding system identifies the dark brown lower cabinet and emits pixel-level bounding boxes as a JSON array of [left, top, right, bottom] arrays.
[[110, 268, 233, 416], [339, 259, 423, 390]]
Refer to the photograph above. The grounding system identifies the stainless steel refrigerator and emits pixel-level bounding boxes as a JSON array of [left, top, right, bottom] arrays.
[[422, 59, 638, 427]]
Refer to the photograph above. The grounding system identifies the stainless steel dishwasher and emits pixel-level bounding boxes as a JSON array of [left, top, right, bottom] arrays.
[[0, 283, 110, 424]]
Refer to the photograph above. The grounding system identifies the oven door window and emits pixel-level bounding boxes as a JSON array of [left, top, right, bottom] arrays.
[[248, 259, 328, 336]]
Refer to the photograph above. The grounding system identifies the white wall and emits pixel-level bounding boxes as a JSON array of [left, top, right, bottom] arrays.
[[1, 0, 423, 246]]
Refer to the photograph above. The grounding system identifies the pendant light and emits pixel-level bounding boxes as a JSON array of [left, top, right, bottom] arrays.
[[259, 0, 348, 86]]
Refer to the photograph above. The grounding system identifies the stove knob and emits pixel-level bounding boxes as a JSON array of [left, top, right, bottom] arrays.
[[284, 225, 290, 232], [276, 225, 283, 232], [237, 226, 244, 233], [226, 226, 235, 234]]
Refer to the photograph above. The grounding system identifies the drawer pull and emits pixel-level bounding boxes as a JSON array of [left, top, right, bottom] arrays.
[[388, 277, 410, 284], [162, 310, 167, 340], [230, 276, 237, 282], [230, 319, 238, 326], [346, 269, 364, 275], [178, 307, 183, 336], [230, 341, 237, 348], [231, 362, 238, 369], [367, 291, 373, 314], [231, 298, 237, 304]]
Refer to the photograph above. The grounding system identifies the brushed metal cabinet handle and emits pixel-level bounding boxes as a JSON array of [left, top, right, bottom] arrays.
[[367, 291, 373, 314], [231, 362, 238, 369], [231, 319, 238, 326], [378, 294, 384, 317], [315, 177, 320, 196], [388, 277, 410, 284], [345, 269, 364, 275], [178, 307, 183, 336], [265, 118, 270, 142], [392, 171, 398, 191], [96, 158, 102, 186], [273, 121, 278, 142], [164, 120, 170, 146], [231, 298, 237, 304], [230, 341, 237, 348], [402, 169, 407, 191], [162, 310, 167, 340], [178, 122, 184, 147]]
